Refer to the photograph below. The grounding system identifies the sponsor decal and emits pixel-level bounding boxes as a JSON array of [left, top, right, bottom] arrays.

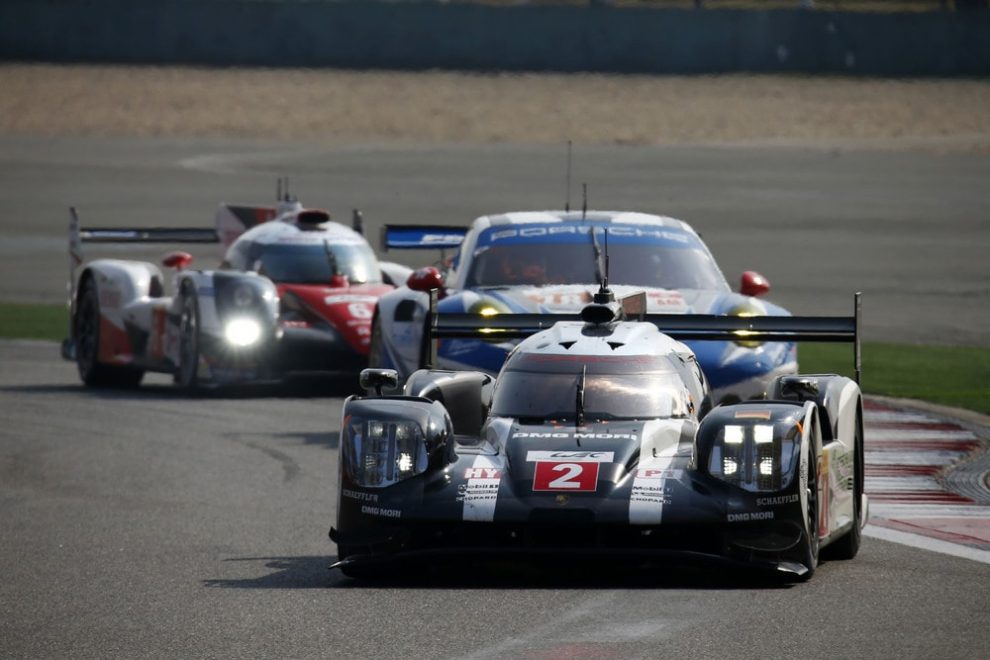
[[646, 291, 686, 307], [526, 450, 615, 463], [464, 467, 502, 480], [819, 452, 830, 537], [461, 456, 503, 522], [533, 461, 600, 492], [342, 488, 379, 503], [525, 291, 592, 307], [728, 511, 775, 523], [323, 294, 378, 306], [360, 505, 401, 518], [421, 233, 467, 245], [636, 468, 682, 480], [516, 432, 635, 441], [486, 225, 691, 245], [734, 410, 772, 420], [754, 494, 799, 506]]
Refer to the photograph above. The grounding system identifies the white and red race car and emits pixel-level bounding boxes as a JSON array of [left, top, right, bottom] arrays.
[[61, 186, 411, 390]]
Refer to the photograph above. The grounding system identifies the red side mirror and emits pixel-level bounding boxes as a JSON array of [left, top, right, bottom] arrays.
[[739, 270, 770, 297], [329, 274, 349, 288], [162, 251, 193, 271], [406, 266, 445, 296]]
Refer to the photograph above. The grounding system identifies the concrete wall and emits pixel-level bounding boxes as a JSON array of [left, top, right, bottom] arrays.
[[1, 1, 987, 75]]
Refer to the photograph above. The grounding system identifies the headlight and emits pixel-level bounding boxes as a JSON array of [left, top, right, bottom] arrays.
[[728, 302, 765, 348], [468, 297, 511, 317], [700, 406, 802, 492], [224, 318, 262, 346], [468, 297, 511, 335], [341, 399, 453, 488], [345, 419, 428, 487]]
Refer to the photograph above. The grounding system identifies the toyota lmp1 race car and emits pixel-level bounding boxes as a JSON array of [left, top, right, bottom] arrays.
[[61, 186, 411, 390], [330, 284, 867, 581], [370, 210, 797, 406]]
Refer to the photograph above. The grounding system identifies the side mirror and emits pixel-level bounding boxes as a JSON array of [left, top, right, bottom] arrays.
[[406, 266, 445, 296], [329, 274, 349, 288], [739, 270, 770, 297], [359, 368, 399, 396], [162, 251, 193, 271]]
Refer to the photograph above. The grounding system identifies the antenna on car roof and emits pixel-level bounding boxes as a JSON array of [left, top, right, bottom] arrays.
[[593, 228, 614, 305], [582, 183, 587, 220], [565, 140, 572, 213], [276, 177, 282, 202]]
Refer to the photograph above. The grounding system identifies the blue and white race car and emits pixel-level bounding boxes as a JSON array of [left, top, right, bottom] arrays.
[[370, 211, 797, 405]]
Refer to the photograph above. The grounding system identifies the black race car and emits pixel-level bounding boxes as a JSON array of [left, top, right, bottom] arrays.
[[330, 285, 867, 580]]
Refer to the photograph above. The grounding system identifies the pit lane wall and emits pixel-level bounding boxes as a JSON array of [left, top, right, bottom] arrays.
[[2, 1, 988, 76]]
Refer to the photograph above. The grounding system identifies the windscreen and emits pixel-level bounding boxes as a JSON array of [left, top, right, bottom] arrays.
[[255, 242, 382, 285], [464, 227, 727, 291], [490, 370, 691, 421]]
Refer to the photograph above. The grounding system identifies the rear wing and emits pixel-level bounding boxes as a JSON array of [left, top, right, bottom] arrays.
[[421, 289, 863, 383], [214, 204, 277, 249], [380, 224, 468, 252]]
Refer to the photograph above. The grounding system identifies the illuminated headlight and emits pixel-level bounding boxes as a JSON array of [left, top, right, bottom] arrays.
[[344, 419, 429, 487], [702, 415, 801, 493], [224, 318, 262, 346], [728, 302, 765, 348], [468, 297, 511, 334]]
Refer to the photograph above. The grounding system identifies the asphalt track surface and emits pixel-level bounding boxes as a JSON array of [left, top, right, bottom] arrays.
[[1, 138, 989, 658], [1, 341, 989, 659]]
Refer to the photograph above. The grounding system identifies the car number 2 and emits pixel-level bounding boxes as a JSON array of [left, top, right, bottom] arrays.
[[533, 461, 599, 492]]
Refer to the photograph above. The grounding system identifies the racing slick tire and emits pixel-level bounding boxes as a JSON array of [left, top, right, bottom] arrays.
[[74, 277, 144, 388], [821, 405, 864, 561], [175, 286, 202, 391], [798, 440, 821, 582]]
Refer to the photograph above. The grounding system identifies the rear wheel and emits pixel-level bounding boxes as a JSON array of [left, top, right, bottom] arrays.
[[822, 405, 864, 560], [175, 289, 202, 391], [75, 278, 143, 388]]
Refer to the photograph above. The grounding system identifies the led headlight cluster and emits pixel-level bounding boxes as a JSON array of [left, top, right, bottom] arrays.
[[700, 409, 802, 492], [344, 418, 429, 487]]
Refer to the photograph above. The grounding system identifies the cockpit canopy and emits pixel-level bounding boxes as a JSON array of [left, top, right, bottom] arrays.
[[491, 354, 694, 422], [224, 237, 382, 285]]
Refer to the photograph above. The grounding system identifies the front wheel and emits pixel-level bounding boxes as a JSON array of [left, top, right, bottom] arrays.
[[74, 278, 143, 388], [175, 290, 202, 391], [798, 442, 821, 581]]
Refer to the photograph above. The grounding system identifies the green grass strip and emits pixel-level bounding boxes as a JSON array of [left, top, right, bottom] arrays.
[[2, 301, 988, 414], [800, 342, 990, 415], [0, 302, 69, 343]]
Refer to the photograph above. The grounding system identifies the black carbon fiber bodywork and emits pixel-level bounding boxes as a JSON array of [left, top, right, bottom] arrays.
[[331, 395, 818, 576]]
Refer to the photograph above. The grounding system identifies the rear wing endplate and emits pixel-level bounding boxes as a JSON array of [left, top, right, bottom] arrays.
[[380, 224, 468, 252], [422, 289, 863, 384]]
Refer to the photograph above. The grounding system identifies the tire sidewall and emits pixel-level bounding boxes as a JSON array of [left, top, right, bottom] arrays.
[[176, 289, 201, 390]]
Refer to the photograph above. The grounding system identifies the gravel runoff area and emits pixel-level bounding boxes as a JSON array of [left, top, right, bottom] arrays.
[[2, 63, 989, 148]]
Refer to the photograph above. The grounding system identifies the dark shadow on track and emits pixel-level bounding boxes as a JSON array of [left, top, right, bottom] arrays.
[[203, 555, 801, 591]]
